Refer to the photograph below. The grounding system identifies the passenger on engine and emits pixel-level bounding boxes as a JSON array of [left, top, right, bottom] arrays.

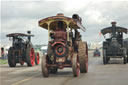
[[56, 21, 66, 31], [50, 21, 67, 40], [117, 32, 123, 46]]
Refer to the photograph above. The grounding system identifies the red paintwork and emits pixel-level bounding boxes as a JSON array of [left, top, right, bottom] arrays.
[[55, 45, 66, 56], [36, 52, 40, 64], [30, 48, 35, 66], [52, 41, 65, 47], [53, 30, 67, 40]]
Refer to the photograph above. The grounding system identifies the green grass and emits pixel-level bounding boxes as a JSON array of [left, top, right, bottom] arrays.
[[0, 59, 8, 64]]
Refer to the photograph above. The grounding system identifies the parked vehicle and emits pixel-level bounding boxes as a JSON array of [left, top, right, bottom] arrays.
[[93, 49, 100, 57]]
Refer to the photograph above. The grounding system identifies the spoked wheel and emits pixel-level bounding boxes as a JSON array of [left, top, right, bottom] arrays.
[[41, 55, 49, 77], [49, 67, 58, 74], [103, 49, 107, 65], [78, 41, 88, 73], [8, 47, 16, 67], [35, 52, 40, 65], [72, 53, 80, 77], [26, 45, 35, 67]]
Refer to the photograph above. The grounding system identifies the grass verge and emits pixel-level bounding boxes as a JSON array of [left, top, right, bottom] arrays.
[[0, 59, 8, 64]]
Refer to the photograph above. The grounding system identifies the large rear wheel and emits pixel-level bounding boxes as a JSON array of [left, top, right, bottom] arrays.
[[8, 47, 16, 67], [41, 55, 49, 77], [35, 52, 40, 65], [78, 41, 88, 73], [26, 45, 35, 67], [72, 53, 80, 77]]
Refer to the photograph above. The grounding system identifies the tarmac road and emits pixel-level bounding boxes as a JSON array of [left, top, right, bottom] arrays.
[[0, 51, 128, 85]]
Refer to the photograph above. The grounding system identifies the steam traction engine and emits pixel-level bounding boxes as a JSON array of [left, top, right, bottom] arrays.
[[39, 13, 88, 77], [101, 22, 128, 64], [6, 31, 40, 67]]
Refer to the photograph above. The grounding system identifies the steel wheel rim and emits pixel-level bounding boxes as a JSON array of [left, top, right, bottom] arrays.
[[30, 48, 35, 66]]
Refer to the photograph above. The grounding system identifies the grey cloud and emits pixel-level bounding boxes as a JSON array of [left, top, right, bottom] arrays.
[[1, 1, 128, 45], [1, 1, 64, 20]]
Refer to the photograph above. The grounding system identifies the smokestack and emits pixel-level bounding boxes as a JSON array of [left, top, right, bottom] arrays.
[[72, 14, 82, 22], [111, 22, 116, 26], [27, 31, 31, 41], [72, 14, 79, 20], [111, 22, 116, 37]]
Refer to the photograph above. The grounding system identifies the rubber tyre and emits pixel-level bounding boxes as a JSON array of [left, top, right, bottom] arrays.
[[26, 45, 35, 67], [72, 53, 80, 77], [35, 52, 40, 65], [41, 55, 49, 77], [78, 41, 88, 73], [49, 67, 58, 74], [8, 47, 16, 67]]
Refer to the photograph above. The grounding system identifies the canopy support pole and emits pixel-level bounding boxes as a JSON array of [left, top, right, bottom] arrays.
[[48, 23, 50, 41], [67, 24, 70, 41]]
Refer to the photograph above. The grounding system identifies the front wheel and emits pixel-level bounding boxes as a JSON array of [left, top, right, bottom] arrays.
[[41, 55, 49, 77], [35, 52, 40, 65], [72, 53, 80, 77], [8, 47, 16, 67]]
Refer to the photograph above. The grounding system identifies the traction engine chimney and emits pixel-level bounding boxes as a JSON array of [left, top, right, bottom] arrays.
[[27, 31, 31, 42]]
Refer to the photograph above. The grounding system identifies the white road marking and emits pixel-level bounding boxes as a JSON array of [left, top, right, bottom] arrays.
[[11, 73, 41, 85]]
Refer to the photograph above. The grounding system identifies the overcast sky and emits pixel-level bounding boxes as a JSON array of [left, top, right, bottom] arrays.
[[1, 0, 128, 45]]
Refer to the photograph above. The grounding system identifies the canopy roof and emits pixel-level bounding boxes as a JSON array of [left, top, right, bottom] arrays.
[[38, 13, 85, 31], [101, 27, 128, 35], [6, 33, 34, 37]]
